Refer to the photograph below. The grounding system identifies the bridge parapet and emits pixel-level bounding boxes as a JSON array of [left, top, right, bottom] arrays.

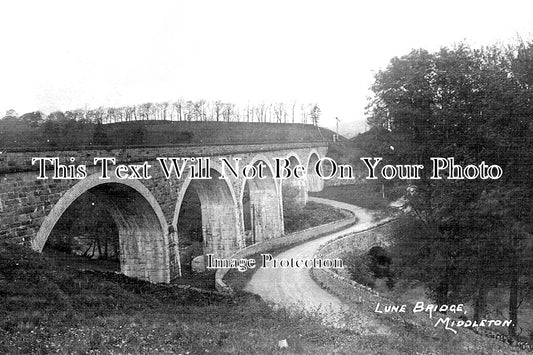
[[318, 220, 394, 258], [0, 141, 326, 174]]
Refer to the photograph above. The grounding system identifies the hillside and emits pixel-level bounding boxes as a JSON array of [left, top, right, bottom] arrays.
[[0, 120, 335, 150]]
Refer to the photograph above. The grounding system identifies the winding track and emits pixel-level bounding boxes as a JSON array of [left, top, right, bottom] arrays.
[[244, 197, 378, 325]]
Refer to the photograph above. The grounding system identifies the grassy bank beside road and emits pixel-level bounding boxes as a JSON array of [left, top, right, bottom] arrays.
[[310, 184, 392, 210], [283, 201, 346, 234]]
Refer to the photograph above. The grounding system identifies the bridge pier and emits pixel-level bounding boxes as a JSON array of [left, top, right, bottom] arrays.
[[281, 155, 308, 208], [173, 168, 242, 272], [240, 158, 283, 245], [306, 152, 324, 192]]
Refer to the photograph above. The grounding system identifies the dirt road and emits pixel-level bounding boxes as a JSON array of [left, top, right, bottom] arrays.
[[244, 197, 378, 326]]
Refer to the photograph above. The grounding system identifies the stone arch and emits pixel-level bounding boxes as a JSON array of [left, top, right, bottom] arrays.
[[363, 236, 390, 252], [33, 173, 170, 283], [281, 153, 308, 206], [240, 155, 283, 245], [285, 153, 303, 167], [240, 154, 280, 196], [173, 167, 241, 261], [306, 149, 324, 192]]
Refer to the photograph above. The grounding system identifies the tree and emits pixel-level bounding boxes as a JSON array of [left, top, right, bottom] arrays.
[[2, 109, 18, 120], [193, 100, 206, 121], [172, 100, 184, 121], [367, 42, 533, 337], [309, 104, 321, 126], [140, 103, 153, 120], [64, 109, 84, 122], [274, 103, 286, 123], [159, 102, 169, 121], [47, 111, 67, 121], [291, 101, 297, 123], [19, 111, 44, 127], [222, 103, 234, 122]]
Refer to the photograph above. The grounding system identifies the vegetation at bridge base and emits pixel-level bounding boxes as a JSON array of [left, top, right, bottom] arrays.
[[360, 39, 533, 341], [341, 246, 395, 290], [45, 193, 120, 262]]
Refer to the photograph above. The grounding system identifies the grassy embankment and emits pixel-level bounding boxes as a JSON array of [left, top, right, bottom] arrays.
[[283, 200, 347, 234], [0, 120, 335, 149], [310, 184, 391, 210]]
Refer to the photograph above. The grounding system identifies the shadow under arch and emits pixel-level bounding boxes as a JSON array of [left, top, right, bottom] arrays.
[[240, 155, 283, 245], [173, 167, 241, 262], [367, 245, 394, 288], [33, 173, 170, 283]]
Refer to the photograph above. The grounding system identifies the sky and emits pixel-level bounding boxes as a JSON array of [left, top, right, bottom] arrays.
[[1, 1, 533, 135]]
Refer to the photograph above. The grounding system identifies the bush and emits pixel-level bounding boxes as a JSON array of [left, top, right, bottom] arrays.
[[340, 251, 376, 288]]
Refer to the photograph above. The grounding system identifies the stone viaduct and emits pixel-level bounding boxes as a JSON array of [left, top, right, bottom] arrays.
[[0, 142, 328, 283]]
